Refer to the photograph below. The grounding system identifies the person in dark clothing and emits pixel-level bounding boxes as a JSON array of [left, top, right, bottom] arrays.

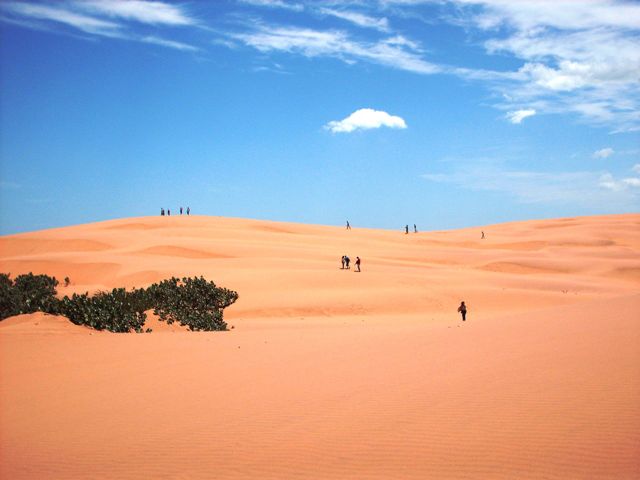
[[168, 209, 171, 216], [187, 207, 190, 215], [345, 256, 350, 269], [457, 301, 467, 321], [180, 207, 183, 215], [346, 220, 351, 230], [161, 208, 165, 216], [405, 225, 409, 234], [341, 255, 346, 269], [481, 231, 485, 239], [414, 224, 417, 233], [355, 256, 361, 272]]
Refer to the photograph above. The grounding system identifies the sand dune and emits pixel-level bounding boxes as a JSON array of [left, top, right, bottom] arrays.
[[1, 213, 639, 479]]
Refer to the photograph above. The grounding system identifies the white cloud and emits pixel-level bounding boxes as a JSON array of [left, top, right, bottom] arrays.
[[319, 8, 390, 32], [77, 0, 196, 26], [3, 2, 121, 36], [2, 1, 199, 52], [382, 1, 640, 130], [623, 177, 640, 187], [238, 0, 304, 12], [231, 26, 440, 74], [506, 109, 536, 124], [599, 166, 640, 191], [141, 36, 199, 51], [593, 147, 614, 159], [326, 108, 407, 133], [422, 164, 639, 207]]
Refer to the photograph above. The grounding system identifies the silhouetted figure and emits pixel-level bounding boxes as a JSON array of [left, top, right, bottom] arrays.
[[345, 256, 351, 269], [161, 208, 165, 216], [414, 224, 417, 233], [346, 220, 351, 230], [481, 231, 485, 239], [458, 301, 467, 321], [180, 207, 183, 215], [341, 255, 346, 269], [355, 256, 361, 272], [187, 207, 190, 215], [405, 225, 409, 234], [168, 209, 171, 216]]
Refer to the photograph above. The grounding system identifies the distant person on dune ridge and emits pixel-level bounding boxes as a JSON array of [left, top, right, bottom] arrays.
[[355, 256, 361, 272], [180, 207, 183, 215], [161, 208, 165, 216], [405, 225, 409, 234], [414, 224, 417, 233], [457, 301, 467, 321], [346, 220, 351, 230], [187, 207, 190, 215], [168, 209, 171, 216], [481, 231, 485, 239], [345, 256, 350, 269]]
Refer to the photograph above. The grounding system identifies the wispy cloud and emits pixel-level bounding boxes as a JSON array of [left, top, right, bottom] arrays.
[[446, 0, 640, 130], [1, 1, 198, 50], [78, 0, 196, 26], [319, 8, 390, 32], [229, 25, 440, 74], [141, 35, 199, 51], [599, 165, 640, 191], [506, 109, 535, 124], [326, 108, 407, 133], [422, 162, 639, 206], [593, 147, 614, 159], [238, 0, 304, 12], [3, 2, 122, 37]]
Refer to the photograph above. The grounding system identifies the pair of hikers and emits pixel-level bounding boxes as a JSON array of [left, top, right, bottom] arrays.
[[341, 255, 361, 272]]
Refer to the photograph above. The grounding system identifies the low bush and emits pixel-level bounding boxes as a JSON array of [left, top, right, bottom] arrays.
[[147, 276, 239, 331], [0, 273, 238, 332], [0, 272, 59, 320]]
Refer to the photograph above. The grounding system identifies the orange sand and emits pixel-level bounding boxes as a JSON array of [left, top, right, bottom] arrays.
[[1, 214, 639, 479]]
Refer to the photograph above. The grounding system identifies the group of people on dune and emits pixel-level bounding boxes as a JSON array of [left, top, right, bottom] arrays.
[[160, 207, 190, 216], [345, 220, 469, 321], [341, 255, 361, 272]]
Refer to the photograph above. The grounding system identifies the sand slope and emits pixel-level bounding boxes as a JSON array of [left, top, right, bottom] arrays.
[[1, 214, 639, 479]]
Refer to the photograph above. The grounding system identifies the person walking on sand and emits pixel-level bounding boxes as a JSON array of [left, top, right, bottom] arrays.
[[346, 220, 351, 230], [161, 208, 165, 216], [187, 207, 190, 215], [345, 255, 351, 269], [341, 255, 346, 269], [414, 224, 417, 233], [355, 256, 361, 272], [457, 301, 467, 321], [180, 207, 183, 215], [481, 231, 485, 239], [168, 209, 171, 216], [405, 225, 409, 234]]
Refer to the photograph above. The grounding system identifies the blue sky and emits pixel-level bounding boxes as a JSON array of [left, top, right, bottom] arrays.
[[1, 0, 638, 234]]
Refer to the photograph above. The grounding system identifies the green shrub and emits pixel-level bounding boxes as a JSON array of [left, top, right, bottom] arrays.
[[148, 276, 238, 331], [0, 272, 59, 320], [57, 288, 147, 333], [0, 273, 238, 333]]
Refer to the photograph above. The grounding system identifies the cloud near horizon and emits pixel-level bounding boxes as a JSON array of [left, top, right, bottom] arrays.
[[325, 109, 407, 133]]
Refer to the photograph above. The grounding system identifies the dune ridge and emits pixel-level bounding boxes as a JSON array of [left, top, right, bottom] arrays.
[[1, 213, 639, 479]]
